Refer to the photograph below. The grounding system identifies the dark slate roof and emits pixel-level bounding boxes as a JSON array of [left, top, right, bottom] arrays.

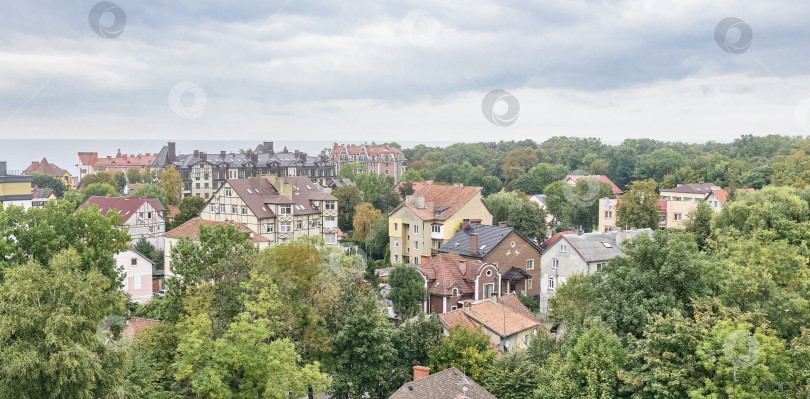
[[226, 178, 293, 220], [502, 267, 530, 281], [389, 367, 497, 399], [438, 223, 542, 259], [153, 143, 334, 170]]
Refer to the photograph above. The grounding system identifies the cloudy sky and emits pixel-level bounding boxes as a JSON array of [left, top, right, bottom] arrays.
[[1, 0, 809, 145]]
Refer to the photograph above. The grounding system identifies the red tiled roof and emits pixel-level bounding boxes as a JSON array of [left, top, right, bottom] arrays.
[[389, 367, 496, 399], [565, 174, 623, 195], [462, 298, 540, 337], [541, 230, 575, 250], [712, 189, 728, 204], [389, 185, 485, 221], [122, 317, 161, 340], [93, 153, 157, 167], [79, 196, 164, 224], [167, 204, 180, 218], [24, 157, 69, 177], [420, 253, 485, 296], [78, 152, 98, 166], [395, 180, 435, 193], [164, 217, 269, 243]]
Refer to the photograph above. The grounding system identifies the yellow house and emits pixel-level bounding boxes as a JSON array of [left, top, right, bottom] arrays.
[[24, 157, 73, 190], [388, 184, 493, 265], [1, 162, 33, 209]]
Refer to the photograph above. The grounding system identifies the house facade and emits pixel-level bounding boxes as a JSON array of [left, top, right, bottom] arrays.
[[418, 253, 501, 314], [388, 184, 493, 265], [199, 175, 339, 246], [565, 174, 624, 195], [330, 142, 406, 182], [24, 157, 72, 189], [115, 249, 154, 303], [152, 142, 336, 200], [79, 196, 166, 249], [0, 162, 33, 210], [77, 150, 157, 182], [437, 221, 543, 297], [31, 187, 57, 208]]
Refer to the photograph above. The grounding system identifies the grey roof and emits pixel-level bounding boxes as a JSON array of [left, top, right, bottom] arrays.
[[562, 229, 652, 262], [152, 143, 334, 170], [389, 367, 497, 399], [438, 223, 542, 259], [659, 182, 720, 194]]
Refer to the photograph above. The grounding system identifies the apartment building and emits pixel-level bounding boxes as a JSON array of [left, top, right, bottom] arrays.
[[77, 150, 157, 182], [152, 142, 336, 200], [330, 142, 406, 182], [0, 162, 33, 210], [388, 184, 492, 265], [199, 175, 339, 245]]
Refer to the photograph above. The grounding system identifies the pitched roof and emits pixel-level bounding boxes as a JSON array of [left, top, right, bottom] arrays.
[[541, 230, 575, 250], [32, 187, 55, 199], [565, 174, 623, 195], [24, 157, 69, 177], [389, 367, 496, 399], [285, 176, 337, 215], [528, 194, 547, 207], [122, 317, 161, 340], [711, 189, 728, 204], [562, 232, 624, 262], [439, 295, 540, 338], [164, 217, 269, 243], [389, 184, 487, 221], [226, 178, 293, 219], [420, 253, 485, 296], [500, 293, 542, 326], [78, 152, 98, 166], [438, 223, 542, 259], [79, 196, 164, 223], [659, 182, 720, 194], [395, 180, 435, 193]]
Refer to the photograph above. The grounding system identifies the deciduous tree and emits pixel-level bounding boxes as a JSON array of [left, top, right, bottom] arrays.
[[389, 264, 428, 321], [157, 165, 183, 205], [617, 178, 660, 230]]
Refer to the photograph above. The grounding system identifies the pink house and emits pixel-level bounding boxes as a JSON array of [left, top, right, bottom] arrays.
[[115, 249, 154, 303]]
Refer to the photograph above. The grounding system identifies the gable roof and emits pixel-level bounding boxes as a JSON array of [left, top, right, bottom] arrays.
[[79, 196, 164, 223], [419, 253, 488, 297], [285, 176, 338, 215], [24, 157, 69, 177], [562, 232, 624, 262], [439, 295, 540, 338], [438, 223, 542, 259], [659, 182, 720, 194], [389, 367, 496, 399], [225, 178, 293, 219], [565, 174, 623, 195], [541, 230, 575, 251], [389, 184, 487, 221], [164, 217, 269, 243]]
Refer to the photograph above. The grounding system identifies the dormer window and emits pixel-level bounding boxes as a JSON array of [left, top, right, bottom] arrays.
[[452, 288, 459, 297]]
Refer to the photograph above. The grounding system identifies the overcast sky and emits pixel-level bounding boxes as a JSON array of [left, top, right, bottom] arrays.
[[1, 0, 809, 145]]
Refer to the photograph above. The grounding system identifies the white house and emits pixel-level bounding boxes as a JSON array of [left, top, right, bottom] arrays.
[[115, 249, 154, 303], [79, 196, 166, 249]]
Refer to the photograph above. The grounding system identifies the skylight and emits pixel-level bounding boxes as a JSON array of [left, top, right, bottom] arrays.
[[602, 242, 612, 248], [246, 189, 252, 193], [262, 207, 267, 212]]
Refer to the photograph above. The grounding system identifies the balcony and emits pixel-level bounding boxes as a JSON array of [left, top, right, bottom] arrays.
[[431, 230, 443, 240]]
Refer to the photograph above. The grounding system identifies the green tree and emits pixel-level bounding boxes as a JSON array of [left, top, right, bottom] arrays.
[[390, 316, 444, 385], [617, 178, 660, 229], [31, 172, 67, 197], [114, 171, 127, 190], [501, 147, 539, 184], [484, 190, 525, 224], [562, 321, 627, 398], [170, 195, 205, 230], [634, 147, 685, 183], [684, 201, 714, 251], [388, 264, 428, 321], [79, 171, 120, 190], [133, 183, 170, 208], [61, 189, 88, 209], [353, 202, 382, 240], [429, 325, 497, 383], [365, 216, 390, 261], [506, 198, 547, 243], [338, 162, 365, 179], [157, 165, 183, 205], [84, 182, 119, 197], [481, 175, 503, 196], [332, 185, 362, 232], [126, 167, 143, 184], [482, 349, 540, 399], [400, 169, 424, 182], [132, 238, 164, 272], [0, 249, 127, 399]]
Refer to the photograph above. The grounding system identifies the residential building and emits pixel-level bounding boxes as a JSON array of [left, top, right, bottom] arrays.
[[331, 142, 407, 182], [418, 253, 501, 314], [198, 175, 339, 246], [438, 220, 543, 297], [539, 229, 651, 315], [565, 174, 624, 195], [389, 366, 497, 399], [388, 184, 493, 265], [163, 218, 271, 279], [659, 182, 720, 202], [77, 150, 157, 182], [23, 157, 72, 189], [152, 142, 336, 200], [705, 187, 755, 213], [79, 196, 166, 249], [438, 294, 544, 353], [114, 249, 153, 303], [528, 193, 547, 209], [0, 162, 33, 210], [31, 186, 57, 208]]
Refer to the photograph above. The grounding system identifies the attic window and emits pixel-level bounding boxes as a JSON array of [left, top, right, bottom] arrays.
[[454, 242, 459, 246], [246, 189, 252, 194], [434, 281, 440, 288], [262, 206, 268, 212], [479, 245, 486, 250], [602, 242, 612, 248], [255, 189, 260, 194]]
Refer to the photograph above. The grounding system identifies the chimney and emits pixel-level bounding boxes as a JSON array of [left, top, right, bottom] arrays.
[[470, 233, 479, 256], [263, 141, 273, 153], [294, 150, 300, 159], [0, 161, 6, 176], [420, 255, 431, 265], [498, 222, 507, 227], [220, 150, 226, 159], [413, 366, 429, 381], [193, 150, 199, 158], [414, 196, 426, 209], [458, 259, 467, 275], [251, 153, 258, 163], [201, 152, 207, 161], [462, 218, 470, 229], [405, 195, 415, 204], [576, 229, 584, 235], [168, 142, 176, 162]]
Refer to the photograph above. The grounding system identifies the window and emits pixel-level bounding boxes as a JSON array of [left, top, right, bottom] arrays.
[[526, 259, 534, 270], [232, 205, 237, 214], [483, 283, 494, 299], [431, 224, 441, 233], [195, 183, 200, 189], [659, 215, 666, 224], [219, 205, 225, 213], [296, 220, 303, 230], [527, 278, 533, 290], [450, 305, 457, 311], [131, 258, 137, 266], [605, 211, 613, 219], [486, 270, 493, 277], [210, 204, 218, 213], [511, 241, 516, 247], [394, 223, 398, 231], [324, 201, 336, 210], [325, 217, 336, 228], [452, 288, 459, 297], [241, 206, 247, 215], [266, 223, 274, 233], [394, 238, 399, 248], [548, 277, 555, 289], [394, 254, 399, 263], [596, 262, 606, 271], [552, 258, 559, 269], [147, 212, 152, 219], [560, 244, 567, 253], [325, 234, 336, 244], [309, 219, 319, 228], [280, 222, 292, 233], [602, 242, 613, 248], [413, 225, 419, 234], [280, 205, 292, 215], [414, 241, 419, 250], [674, 213, 682, 221]]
